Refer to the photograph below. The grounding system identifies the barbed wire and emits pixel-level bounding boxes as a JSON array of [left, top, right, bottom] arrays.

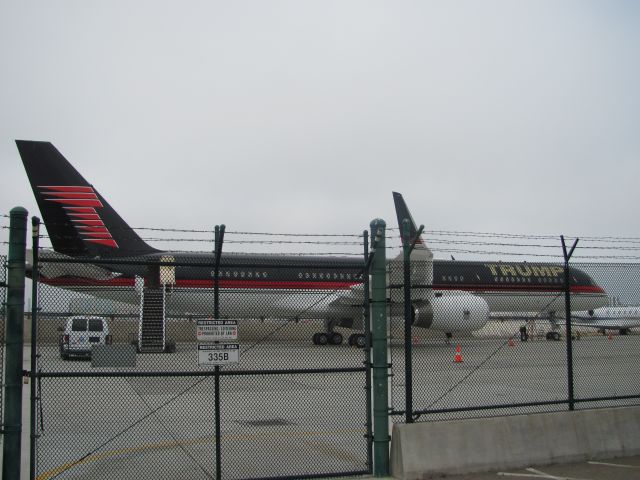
[[32, 230, 640, 252], [25, 219, 640, 244], [390, 227, 640, 244], [421, 238, 640, 251], [132, 227, 362, 238], [9, 214, 640, 243], [28, 242, 640, 261], [226, 230, 364, 238], [29, 236, 640, 257], [7, 218, 640, 261]]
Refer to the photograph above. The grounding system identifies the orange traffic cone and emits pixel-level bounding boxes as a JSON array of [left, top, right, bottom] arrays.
[[608, 333, 613, 340], [508, 338, 515, 347], [454, 344, 463, 363]]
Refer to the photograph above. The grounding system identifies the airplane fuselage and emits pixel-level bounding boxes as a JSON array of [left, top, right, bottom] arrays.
[[37, 251, 608, 319]]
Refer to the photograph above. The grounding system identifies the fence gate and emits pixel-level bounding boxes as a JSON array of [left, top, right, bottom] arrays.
[[30, 253, 372, 480]]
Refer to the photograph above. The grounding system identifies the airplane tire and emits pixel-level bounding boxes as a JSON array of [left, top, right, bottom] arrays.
[[329, 332, 343, 345], [312, 333, 320, 345], [316, 332, 329, 345]]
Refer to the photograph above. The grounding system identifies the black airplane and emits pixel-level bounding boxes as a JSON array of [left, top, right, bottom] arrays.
[[16, 141, 608, 346]]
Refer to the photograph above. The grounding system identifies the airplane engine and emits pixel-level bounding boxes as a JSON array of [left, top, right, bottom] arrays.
[[412, 293, 489, 332]]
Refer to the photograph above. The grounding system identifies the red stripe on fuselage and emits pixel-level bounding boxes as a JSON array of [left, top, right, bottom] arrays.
[[38, 275, 604, 295], [38, 276, 361, 290]]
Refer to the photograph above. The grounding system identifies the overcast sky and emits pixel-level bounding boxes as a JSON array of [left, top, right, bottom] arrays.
[[1, 1, 639, 260]]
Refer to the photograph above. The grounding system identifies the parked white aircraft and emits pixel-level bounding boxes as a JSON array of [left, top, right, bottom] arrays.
[[572, 307, 640, 335]]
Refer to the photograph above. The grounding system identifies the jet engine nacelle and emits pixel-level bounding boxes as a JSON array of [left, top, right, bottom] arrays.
[[429, 294, 489, 332], [409, 293, 489, 332]]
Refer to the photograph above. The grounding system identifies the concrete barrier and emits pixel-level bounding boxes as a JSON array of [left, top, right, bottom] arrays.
[[390, 406, 640, 479]]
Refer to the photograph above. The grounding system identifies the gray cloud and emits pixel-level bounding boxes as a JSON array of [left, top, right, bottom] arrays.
[[2, 1, 639, 258]]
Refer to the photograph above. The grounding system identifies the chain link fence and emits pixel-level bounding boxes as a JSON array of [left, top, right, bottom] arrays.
[[30, 250, 372, 480], [388, 259, 640, 423], [5, 212, 640, 478]]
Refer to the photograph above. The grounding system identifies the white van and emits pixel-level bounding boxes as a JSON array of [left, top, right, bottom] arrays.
[[59, 316, 112, 360]]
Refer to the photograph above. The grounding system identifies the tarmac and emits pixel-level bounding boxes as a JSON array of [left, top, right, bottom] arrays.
[[0, 338, 640, 480]]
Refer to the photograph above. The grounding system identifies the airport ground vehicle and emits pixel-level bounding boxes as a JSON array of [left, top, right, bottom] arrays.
[[58, 316, 112, 359]]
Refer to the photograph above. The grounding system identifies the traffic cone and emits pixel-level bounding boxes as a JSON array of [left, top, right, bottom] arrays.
[[454, 344, 463, 363], [608, 333, 613, 341], [508, 338, 515, 347]]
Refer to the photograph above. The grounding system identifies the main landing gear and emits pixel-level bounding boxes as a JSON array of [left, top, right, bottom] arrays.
[[311, 320, 368, 347], [311, 331, 367, 347], [311, 331, 343, 345], [312, 320, 342, 345], [311, 320, 367, 348]]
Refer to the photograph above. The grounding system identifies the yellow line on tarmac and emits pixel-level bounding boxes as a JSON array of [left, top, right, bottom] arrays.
[[588, 460, 640, 468], [36, 427, 365, 480]]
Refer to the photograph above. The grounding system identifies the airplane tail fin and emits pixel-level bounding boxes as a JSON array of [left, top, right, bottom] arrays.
[[16, 140, 157, 257], [392, 191, 432, 257], [391, 192, 434, 303]]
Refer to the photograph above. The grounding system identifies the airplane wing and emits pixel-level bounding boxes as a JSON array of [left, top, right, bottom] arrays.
[[28, 249, 121, 281]]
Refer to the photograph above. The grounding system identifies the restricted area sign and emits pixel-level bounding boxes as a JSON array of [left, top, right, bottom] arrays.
[[196, 320, 238, 342], [198, 343, 240, 366]]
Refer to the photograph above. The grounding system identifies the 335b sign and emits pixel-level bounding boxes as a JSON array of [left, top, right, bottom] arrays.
[[198, 343, 239, 365]]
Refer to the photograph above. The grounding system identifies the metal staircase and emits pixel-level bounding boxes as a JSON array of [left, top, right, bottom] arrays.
[[138, 286, 166, 353]]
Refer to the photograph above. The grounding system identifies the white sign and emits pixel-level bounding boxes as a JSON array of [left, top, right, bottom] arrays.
[[196, 320, 238, 341], [198, 343, 239, 365]]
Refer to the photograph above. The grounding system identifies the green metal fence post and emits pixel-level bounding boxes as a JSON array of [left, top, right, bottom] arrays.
[[363, 229, 373, 474], [30, 216, 40, 480], [370, 219, 389, 476], [2, 207, 28, 480]]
